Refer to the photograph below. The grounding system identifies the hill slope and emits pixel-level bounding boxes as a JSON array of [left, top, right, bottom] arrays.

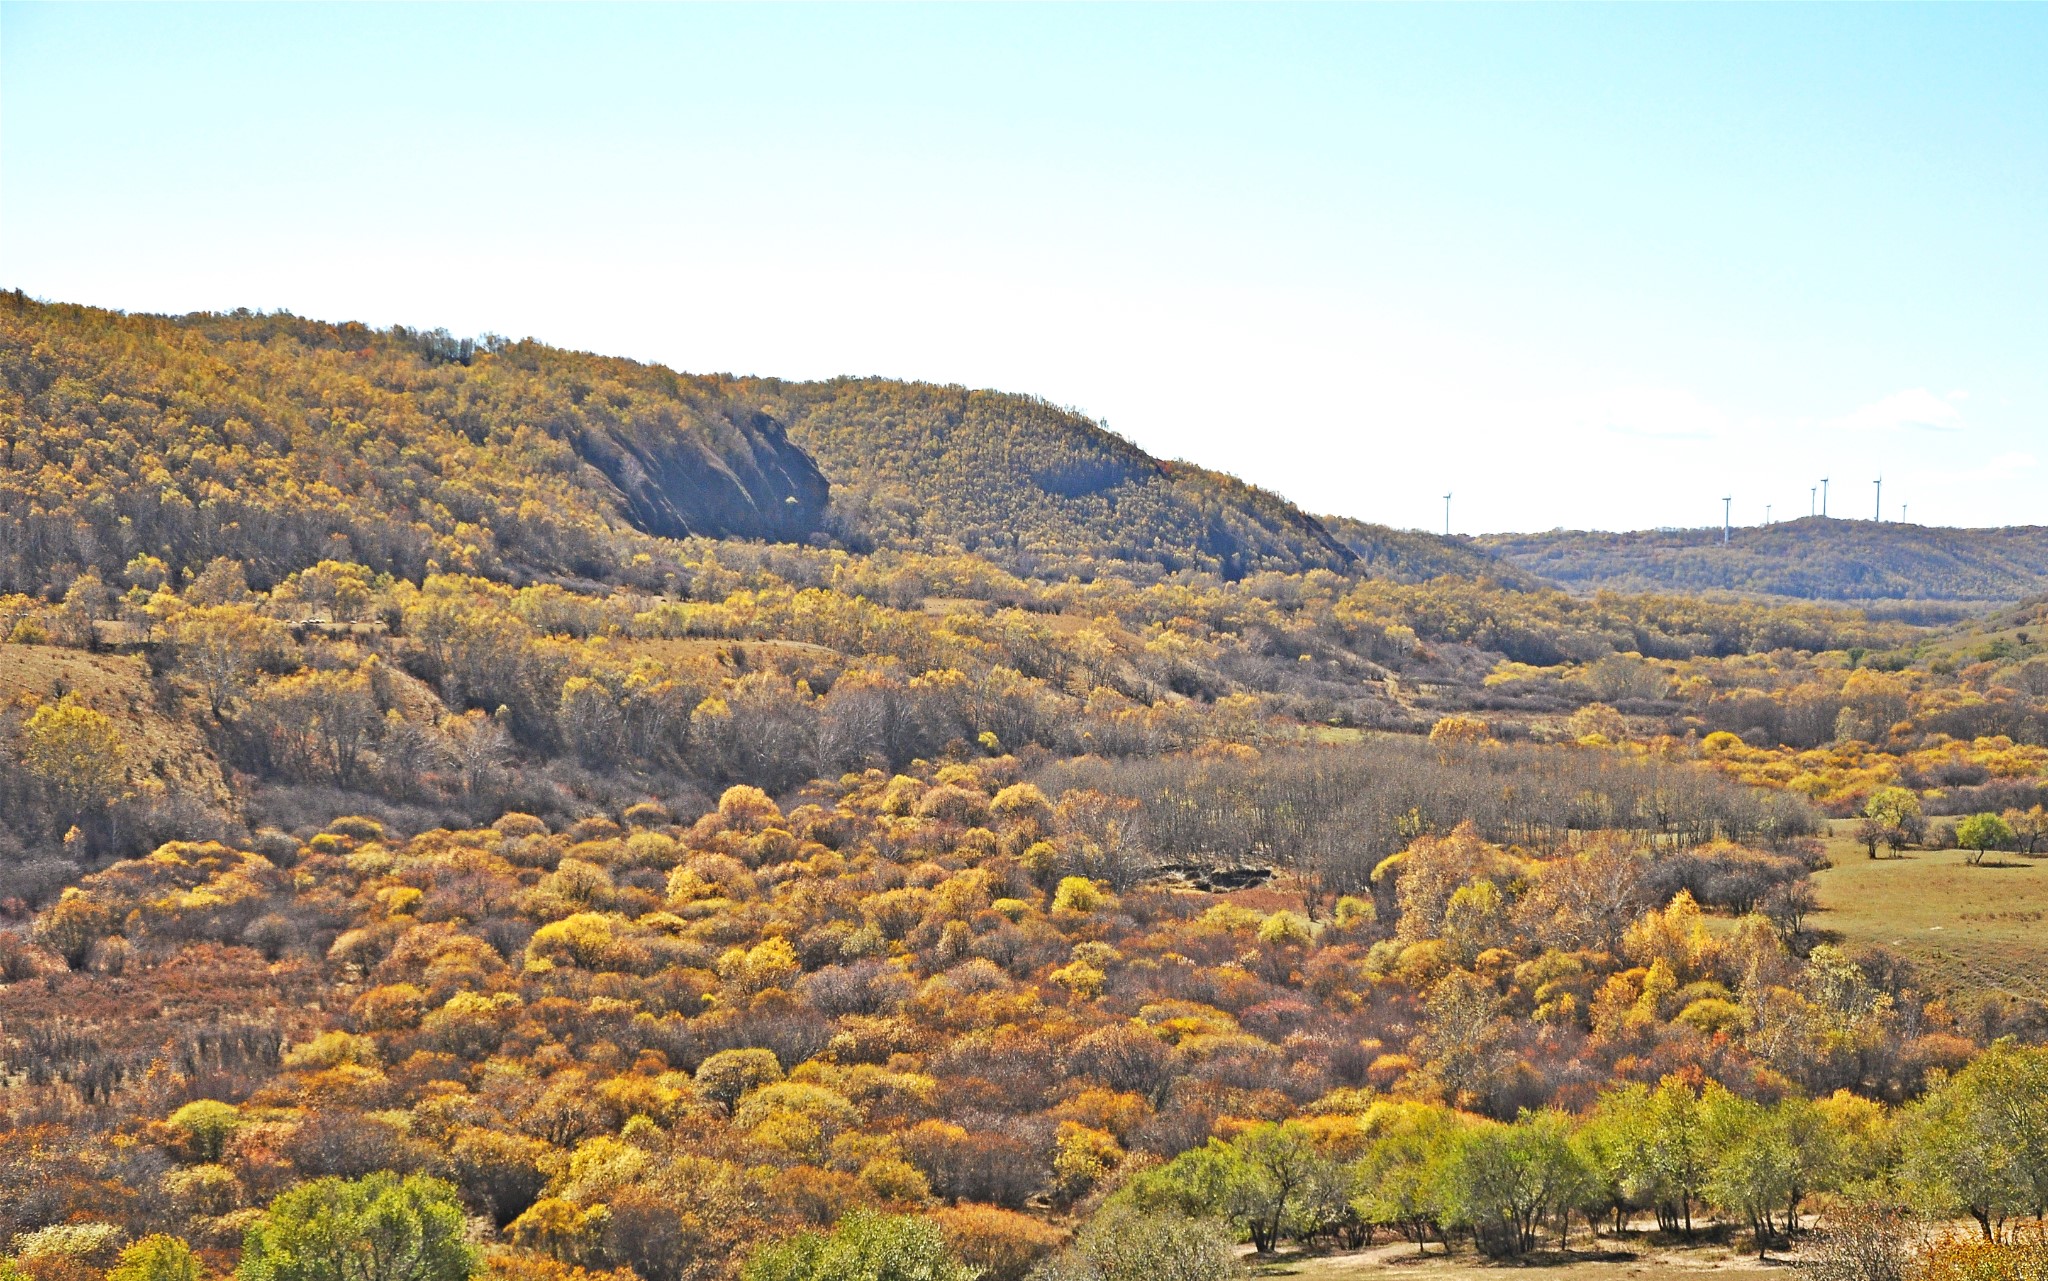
[[742, 376, 1361, 579], [5, 298, 1508, 590], [0, 298, 828, 594], [1478, 517, 2048, 604], [1319, 515, 1542, 587]]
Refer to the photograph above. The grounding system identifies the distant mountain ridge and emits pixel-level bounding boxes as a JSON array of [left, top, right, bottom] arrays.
[[20, 296, 2032, 606], [1478, 517, 2048, 603]]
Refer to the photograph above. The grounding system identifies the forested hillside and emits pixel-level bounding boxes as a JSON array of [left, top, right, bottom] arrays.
[[0, 297, 830, 597], [1480, 518, 2048, 605], [5, 296, 2048, 1281], [1319, 515, 1539, 587], [743, 377, 1360, 580], [3, 298, 1495, 591]]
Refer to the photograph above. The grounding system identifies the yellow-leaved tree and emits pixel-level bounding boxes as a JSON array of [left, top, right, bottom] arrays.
[[18, 695, 127, 833]]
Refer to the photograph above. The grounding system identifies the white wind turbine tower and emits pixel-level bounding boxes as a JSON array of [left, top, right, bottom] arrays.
[[1821, 477, 1830, 517], [1874, 476, 1882, 521], [1722, 496, 1732, 545], [1443, 493, 1451, 538]]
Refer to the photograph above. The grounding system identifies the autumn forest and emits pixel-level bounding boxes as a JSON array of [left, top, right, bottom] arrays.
[[3, 296, 2047, 1281]]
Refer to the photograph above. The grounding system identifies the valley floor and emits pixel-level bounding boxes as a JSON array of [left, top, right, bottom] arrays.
[[1811, 822, 2048, 1002], [1254, 1239, 1790, 1281]]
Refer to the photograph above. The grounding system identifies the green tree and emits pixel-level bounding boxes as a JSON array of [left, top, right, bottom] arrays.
[[1225, 1121, 1334, 1255], [1441, 1110, 1591, 1256], [1900, 1041, 2048, 1239], [1703, 1093, 1798, 1258], [1034, 1204, 1240, 1281], [238, 1173, 477, 1281], [165, 1098, 243, 1163], [1573, 1088, 1648, 1236], [1772, 1096, 1846, 1236], [1349, 1104, 1461, 1254], [1956, 813, 2016, 866], [109, 1236, 201, 1281], [1120, 1139, 1242, 1222], [742, 1209, 974, 1281], [1860, 787, 1924, 858], [1117, 1121, 1338, 1254], [1642, 1078, 1712, 1236]]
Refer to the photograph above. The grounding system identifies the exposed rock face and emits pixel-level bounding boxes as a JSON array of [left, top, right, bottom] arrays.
[[569, 404, 830, 543]]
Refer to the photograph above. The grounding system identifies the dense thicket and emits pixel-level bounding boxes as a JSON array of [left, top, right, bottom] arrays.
[[3, 771, 2040, 1281], [4, 296, 2048, 1281]]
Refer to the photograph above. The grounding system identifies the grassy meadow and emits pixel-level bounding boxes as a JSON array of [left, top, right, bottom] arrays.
[[1812, 821, 2048, 1002]]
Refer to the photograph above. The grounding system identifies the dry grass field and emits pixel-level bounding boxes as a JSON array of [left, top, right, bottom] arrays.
[[1810, 822, 2048, 1002], [1251, 1239, 1788, 1281]]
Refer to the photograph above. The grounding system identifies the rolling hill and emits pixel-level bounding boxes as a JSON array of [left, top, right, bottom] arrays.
[[18, 295, 2034, 609], [739, 376, 1361, 579], [3, 298, 1498, 592], [1478, 517, 2048, 606], [0, 297, 830, 595]]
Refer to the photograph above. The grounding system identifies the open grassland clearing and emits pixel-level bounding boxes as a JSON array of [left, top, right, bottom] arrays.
[[1811, 822, 2048, 1001]]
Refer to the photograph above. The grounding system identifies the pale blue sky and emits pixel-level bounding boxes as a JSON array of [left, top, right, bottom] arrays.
[[4, 4, 2043, 532]]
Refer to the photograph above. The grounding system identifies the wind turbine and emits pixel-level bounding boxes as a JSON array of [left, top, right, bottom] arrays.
[[1821, 477, 1830, 518], [1722, 496, 1732, 545], [1810, 486, 1817, 517], [1443, 493, 1451, 538], [1874, 476, 1882, 521], [1765, 504, 1772, 524]]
